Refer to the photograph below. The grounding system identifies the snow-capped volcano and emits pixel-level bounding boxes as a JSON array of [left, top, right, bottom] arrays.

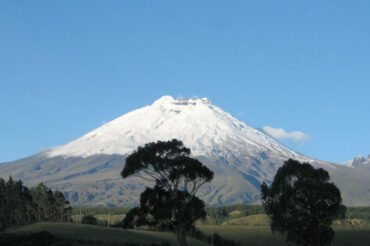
[[2, 96, 369, 207], [47, 96, 313, 163], [346, 155, 370, 167]]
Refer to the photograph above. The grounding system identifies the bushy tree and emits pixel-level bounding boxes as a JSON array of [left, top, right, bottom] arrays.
[[261, 159, 346, 246], [121, 139, 214, 246], [81, 215, 98, 225]]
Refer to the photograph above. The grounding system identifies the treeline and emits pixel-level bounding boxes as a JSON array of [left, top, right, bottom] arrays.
[[206, 205, 370, 224], [70, 205, 370, 225], [68, 205, 370, 228], [205, 204, 265, 224], [346, 207, 370, 221], [0, 177, 72, 231], [72, 207, 131, 216]]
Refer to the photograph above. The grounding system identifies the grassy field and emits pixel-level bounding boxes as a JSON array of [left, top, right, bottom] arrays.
[[198, 225, 370, 246], [7, 222, 209, 246], [6, 220, 370, 246]]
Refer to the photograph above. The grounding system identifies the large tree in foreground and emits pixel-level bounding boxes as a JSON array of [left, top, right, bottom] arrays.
[[261, 159, 346, 246], [121, 139, 214, 246]]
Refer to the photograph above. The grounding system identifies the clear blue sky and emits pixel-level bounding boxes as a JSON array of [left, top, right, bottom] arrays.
[[1, 1, 369, 163]]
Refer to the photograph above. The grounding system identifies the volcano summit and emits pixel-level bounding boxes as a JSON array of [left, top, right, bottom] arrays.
[[0, 96, 369, 206]]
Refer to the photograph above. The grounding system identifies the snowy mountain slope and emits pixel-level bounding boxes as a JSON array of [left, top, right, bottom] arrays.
[[46, 96, 324, 164], [2, 96, 368, 206], [346, 155, 370, 167]]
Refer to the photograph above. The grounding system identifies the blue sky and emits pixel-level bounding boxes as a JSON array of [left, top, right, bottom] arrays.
[[0, 1, 369, 163]]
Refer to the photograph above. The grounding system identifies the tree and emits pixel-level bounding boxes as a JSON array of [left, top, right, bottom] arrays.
[[81, 215, 98, 225], [31, 183, 54, 220], [53, 190, 70, 221], [0, 177, 7, 231], [261, 159, 346, 246], [0, 177, 72, 231], [121, 139, 214, 246], [0, 177, 34, 231], [31, 182, 72, 222]]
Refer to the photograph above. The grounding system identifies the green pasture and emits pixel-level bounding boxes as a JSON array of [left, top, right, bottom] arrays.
[[6, 213, 370, 246], [198, 225, 370, 246], [6, 221, 370, 246], [7, 222, 208, 246]]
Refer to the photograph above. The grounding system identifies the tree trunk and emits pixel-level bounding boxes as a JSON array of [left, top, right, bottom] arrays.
[[176, 224, 188, 246]]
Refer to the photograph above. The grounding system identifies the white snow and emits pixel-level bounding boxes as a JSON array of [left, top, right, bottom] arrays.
[[46, 96, 318, 163], [345, 155, 370, 167]]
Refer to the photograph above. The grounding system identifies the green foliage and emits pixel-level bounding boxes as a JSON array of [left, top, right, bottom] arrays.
[[31, 183, 72, 222], [81, 215, 97, 225], [121, 139, 214, 246], [0, 177, 34, 231], [0, 177, 72, 231], [261, 159, 346, 246]]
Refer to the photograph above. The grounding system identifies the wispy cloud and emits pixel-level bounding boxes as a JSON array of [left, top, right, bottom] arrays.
[[262, 126, 310, 143], [39, 146, 50, 152]]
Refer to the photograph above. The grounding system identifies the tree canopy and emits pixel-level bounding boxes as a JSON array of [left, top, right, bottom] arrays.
[[261, 159, 346, 246], [0, 177, 72, 231], [121, 139, 214, 246]]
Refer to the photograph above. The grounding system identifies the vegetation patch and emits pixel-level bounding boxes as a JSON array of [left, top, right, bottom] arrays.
[[221, 214, 270, 226]]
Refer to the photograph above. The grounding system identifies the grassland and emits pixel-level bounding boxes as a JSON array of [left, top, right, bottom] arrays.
[[7, 222, 209, 246], [6, 208, 370, 246], [6, 220, 370, 246], [198, 225, 370, 246]]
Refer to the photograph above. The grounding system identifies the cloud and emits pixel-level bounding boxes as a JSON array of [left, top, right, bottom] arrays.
[[39, 146, 51, 152], [262, 126, 310, 143]]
